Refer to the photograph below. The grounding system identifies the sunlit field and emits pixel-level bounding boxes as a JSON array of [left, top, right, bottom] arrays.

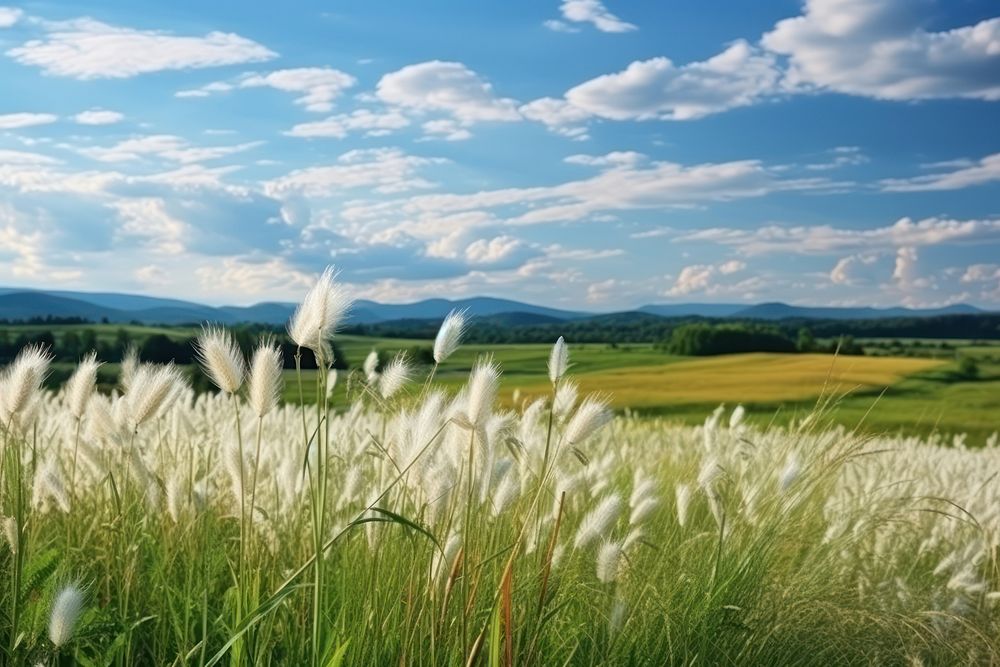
[[1, 270, 999, 666]]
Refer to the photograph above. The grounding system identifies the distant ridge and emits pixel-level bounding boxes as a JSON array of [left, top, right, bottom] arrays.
[[0, 286, 989, 326]]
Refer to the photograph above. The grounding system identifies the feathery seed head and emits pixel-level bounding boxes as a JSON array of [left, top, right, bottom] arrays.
[[730, 404, 746, 430], [379, 352, 412, 400], [363, 349, 380, 382], [195, 326, 245, 395], [66, 352, 103, 420], [465, 357, 501, 429], [248, 340, 283, 418], [119, 345, 139, 391], [675, 483, 692, 527], [553, 380, 579, 420], [574, 493, 622, 550], [327, 369, 338, 397], [596, 540, 623, 584], [548, 336, 569, 384], [288, 266, 351, 357], [0, 344, 53, 422], [564, 396, 612, 446], [434, 309, 467, 364], [49, 585, 85, 648], [125, 363, 184, 430]]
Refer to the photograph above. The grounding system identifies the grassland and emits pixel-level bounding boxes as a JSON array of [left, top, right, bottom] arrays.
[[4, 324, 998, 442]]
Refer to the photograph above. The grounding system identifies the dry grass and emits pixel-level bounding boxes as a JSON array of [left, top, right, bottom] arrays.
[[502, 353, 943, 407]]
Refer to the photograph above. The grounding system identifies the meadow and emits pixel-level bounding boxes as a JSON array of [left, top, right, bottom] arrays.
[[1, 270, 999, 665]]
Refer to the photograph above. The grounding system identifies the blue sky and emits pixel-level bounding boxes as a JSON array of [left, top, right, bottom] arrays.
[[0, 0, 998, 309]]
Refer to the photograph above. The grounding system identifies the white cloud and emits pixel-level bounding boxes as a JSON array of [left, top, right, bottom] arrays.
[[420, 119, 472, 141], [564, 151, 645, 167], [285, 109, 410, 138], [7, 18, 276, 79], [543, 20, 580, 34], [76, 134, 261, 164], [0, 6, 23, 27], [0, 149, 61, 165], [719, 259, 746, 274], [464, 235, 531, 265], [73, 109, 124, 125], [376, 60, 521, 123], [176, 81, 234, 98], [961, 264, 1000, 283], [565, 41, 781, 120], [880, 152, 1000, 191], [341, 156, 839, 240], [678, 216, 1000, 256], [762, 0, 1000, 101], [829, 252, 881, 285], [518, 97, 592, 138], [554, 0, 636, 33], [264, 148, 446, 198], [0, 112, 58, 129], [238, 68, 356, 112], [667, 264, 715, 296]]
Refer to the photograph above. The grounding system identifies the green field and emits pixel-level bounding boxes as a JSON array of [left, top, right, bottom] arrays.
[[4, 324, 998, 443]]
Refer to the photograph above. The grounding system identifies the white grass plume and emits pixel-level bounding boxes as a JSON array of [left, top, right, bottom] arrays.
[[119, 344, 139, 391], [596, 540, 623, 583], [574, 493, 621, 550], [564, 396, 612, 446], [434, 309, 467, 364], [65, 351, 102, 420], [363, 349, 380, 382], [548, 336, 569, 384], [195, 326, 245, 395], [0, 343, 52, 422], [379, 352, 412, 400], [248, 340, 283, 418], [553, 380, 578, 420], [288, 266, 351, 357], [49, 584, 85, 648], [125, 363, 184, 430], [464, 356, 501, 429], [675, 483, 692, 527]]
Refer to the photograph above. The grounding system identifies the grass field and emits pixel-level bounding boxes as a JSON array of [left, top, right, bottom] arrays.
[[298, 344, 1000, 443], [5, 325, 998, 442]]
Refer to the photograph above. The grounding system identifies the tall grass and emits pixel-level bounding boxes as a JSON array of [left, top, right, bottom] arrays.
[[1, 268, 999, 665]]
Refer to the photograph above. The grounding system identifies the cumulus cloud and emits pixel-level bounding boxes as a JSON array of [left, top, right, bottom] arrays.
[[376, 61, 521, 124], [76, 135, 262, 164], [419, 119, 472, 141], [667, 260, 749, 296], [0, 6, 23, 27], [0, 149, 61, 165], [762, 0, 1000, 101], [961, 264, 1000, 283], [177, 67, 356, 112], [238, 68, 356, 112], [880, 152, 1000, 191], [518, 97, 592, 138], [566, 41, 781, 121], [0, 112, 58, 129], [73, 109, 125, 125], [829, 252, 881, 285], [285, 109, 410, 138], [677, 217, 1000, 255], [7, 18, 276, 79], [550, 0, 636, 33], [264, 148, 446, 198]]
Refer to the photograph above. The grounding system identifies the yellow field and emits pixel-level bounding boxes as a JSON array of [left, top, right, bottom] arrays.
[[502, 353, 945, 408]]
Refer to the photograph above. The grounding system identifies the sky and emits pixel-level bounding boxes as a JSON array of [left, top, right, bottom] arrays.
[[0, 0, 998, 310]]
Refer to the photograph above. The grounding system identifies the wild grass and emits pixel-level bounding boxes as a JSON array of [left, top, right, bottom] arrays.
[[1, 269, 999, 665]]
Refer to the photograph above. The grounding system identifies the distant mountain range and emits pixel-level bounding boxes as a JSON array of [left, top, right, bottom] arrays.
[[0, 287, 989, 327]]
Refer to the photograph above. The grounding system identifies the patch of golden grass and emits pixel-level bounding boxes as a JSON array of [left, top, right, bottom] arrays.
[[503, 353, 944, 408]]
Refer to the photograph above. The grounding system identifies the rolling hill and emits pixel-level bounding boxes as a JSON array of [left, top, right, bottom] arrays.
[[0, 286, 989, 327]]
